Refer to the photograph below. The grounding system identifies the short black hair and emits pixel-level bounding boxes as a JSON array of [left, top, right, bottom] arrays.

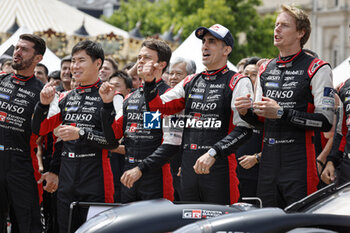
[[141, 38, 171, 73], [36, 63, 48, 76], [110, 70, 133, 89], [71, 40, 104, 68], [244, 56, 261, 69], [48, 70, 61, 80], [19, 34, 46, 55]]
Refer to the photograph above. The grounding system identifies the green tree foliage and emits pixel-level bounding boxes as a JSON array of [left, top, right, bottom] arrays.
[[104, 0, 279, 64]]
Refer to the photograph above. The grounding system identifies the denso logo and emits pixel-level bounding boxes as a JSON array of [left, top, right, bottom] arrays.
[[285, 70, 304, 75], [0, 100, 24, 114], [191, 102, 217, 111], [127, 112, 143, 120], [64, 113, 92, 121], [266, 90, 293, 99]]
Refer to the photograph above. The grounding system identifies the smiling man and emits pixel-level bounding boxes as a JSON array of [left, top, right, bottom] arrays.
[[235, 5, 334, 208], [139, 24, 253, 205], [32, 40, 118, 233]]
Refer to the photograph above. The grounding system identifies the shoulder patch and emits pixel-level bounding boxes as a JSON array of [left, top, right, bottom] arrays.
[[307, 58, 328, 78], [114, 90, 124, 98], [338, 81, 346, 92], [183, 73, 198, 87], [258, 59, 273, 77], [229, 73, 247, 91], [58, 90, 71, 102], [124, 92, 132, 101]]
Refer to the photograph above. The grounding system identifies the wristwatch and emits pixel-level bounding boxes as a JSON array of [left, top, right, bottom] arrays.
[[78, 128, 85, 139], [276, 107, 284, 119], [208, 148, 217, 159], [255, 153, 261, 163]]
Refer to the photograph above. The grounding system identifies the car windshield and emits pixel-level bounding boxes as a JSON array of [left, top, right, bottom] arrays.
[[304, 186, 350, 215]]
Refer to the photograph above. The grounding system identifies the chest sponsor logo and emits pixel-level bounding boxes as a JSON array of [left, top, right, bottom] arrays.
[[0, 100, 24, 114], [65, 106, 79, 112], [191, 102, 217, 111], [18, 88, 35, 98], [265, 82, 279, 88], [0, 87, 12, 94], [0, 93, 10, 100], [266, 90, 293, 99], [208, 89, 219, 94], [13, 98, 29, 106], [85, 96, 101, 101], [1, 81, 14, 89], [64, 113, 92, 121], [127, 99, 139, 104], [347, 116, 350, 126], [282, 81, 298, 88], [268, 69, 281, 75], [0, 112, 7, 122], [191, 88, 205, 93], [285, 70, 304, 75], [324, 87, 335, 98], [284, 76, 295, 81], [129, 123, 138, 132], [207, 94, 220, 101], [143, 111, 161, 129], [82, 107, 97, 113], [210, 84, 225, 89], [196, 82, 206, 88], [68, 95, 81, 101], [85, 101, 94, 106], [188, 94, 203, 100], [127, 105, 139, 110], [266, 76, 280, 81], [183, 209, 201, 219], [16, 93, 26, 98], [127, 112, 143, 120], [66, 101, 80, 106]]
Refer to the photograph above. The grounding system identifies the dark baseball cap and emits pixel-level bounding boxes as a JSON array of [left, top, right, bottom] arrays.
[[195, 24, 234, 49]]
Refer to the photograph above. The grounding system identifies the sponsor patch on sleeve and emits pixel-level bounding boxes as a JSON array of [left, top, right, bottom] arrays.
[[323, 87, 335, 98]]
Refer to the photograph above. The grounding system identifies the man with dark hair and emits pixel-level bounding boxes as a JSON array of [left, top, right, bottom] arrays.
[[109, 70, 132, 97], [99, 38, 182, 203], [57, 55, 72, 92], [235, 4, 334, 208], [35, 63, 49, 84], [32, 40, 117, 232], [99, 57, 119, 82], [0, 33, 46, 233], [141, 25, 253, 205]]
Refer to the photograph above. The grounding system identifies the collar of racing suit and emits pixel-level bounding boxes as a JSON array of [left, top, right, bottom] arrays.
[[202, 65, 228, 76], [11, 73, 35, 82], [76, 79, 102, 93]]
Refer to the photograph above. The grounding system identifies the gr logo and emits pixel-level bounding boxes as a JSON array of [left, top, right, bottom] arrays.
[[182, 209, 202, 219]]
